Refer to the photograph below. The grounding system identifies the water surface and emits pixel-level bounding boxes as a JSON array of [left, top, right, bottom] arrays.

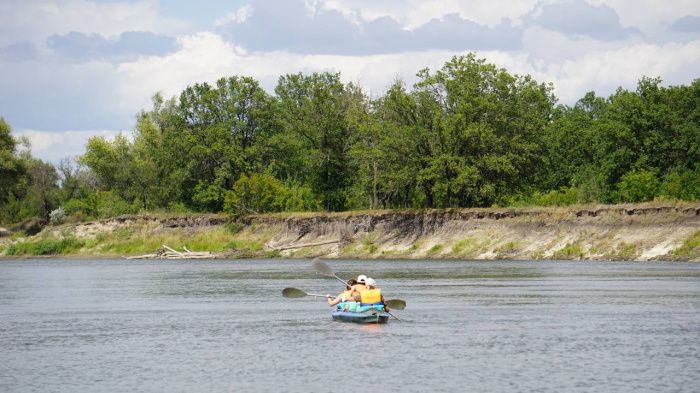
[[1, 259, 698, 392]]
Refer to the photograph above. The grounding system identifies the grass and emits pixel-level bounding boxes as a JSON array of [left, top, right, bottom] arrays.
[[451, 238, 483, 257], [427, 244, 443, 256], [552, 243, 585, 260], [5, 236, 85, 256], [670, 230, 700, 259], [226, 239, 264, 252], [495, 241, 520, 254], [361, 233, 378, 255], [90, 228, 236, 255], [23, 226, 265, 257], [603, 242, 639, 260]]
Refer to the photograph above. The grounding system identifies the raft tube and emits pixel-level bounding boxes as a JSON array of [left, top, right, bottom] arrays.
[[331, 302, 389, 324]]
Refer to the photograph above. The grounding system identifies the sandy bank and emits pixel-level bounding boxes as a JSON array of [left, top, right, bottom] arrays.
[[3, 203, 697, 261]]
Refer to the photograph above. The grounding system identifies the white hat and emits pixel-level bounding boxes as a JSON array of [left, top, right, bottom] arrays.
[[357, 275, 367, 283], [365, 277, 376, 287]]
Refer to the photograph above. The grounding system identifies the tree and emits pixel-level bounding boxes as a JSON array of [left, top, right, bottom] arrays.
[[0, 117, 25, 205], [412, 53, 556, 207], [275, 72, 353, 211]]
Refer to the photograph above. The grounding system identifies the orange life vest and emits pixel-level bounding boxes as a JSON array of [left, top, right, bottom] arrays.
[[360, 288, 382, 304]]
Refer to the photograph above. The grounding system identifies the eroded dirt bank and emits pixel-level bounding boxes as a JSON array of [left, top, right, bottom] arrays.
[[3, 204, 699, 261], [242, 205, 700, 261]]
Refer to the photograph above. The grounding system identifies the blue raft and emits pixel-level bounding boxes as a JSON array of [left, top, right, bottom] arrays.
[[331, 302, 389, 324]]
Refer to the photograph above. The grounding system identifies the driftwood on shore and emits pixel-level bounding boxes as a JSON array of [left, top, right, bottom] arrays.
[[124, 245, 215, 260]]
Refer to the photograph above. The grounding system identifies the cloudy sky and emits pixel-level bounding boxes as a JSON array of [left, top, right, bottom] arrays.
[[1, 0, 699, 163]]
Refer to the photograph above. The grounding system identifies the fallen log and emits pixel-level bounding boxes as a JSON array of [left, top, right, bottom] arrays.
[[123, 245, 216, 260]]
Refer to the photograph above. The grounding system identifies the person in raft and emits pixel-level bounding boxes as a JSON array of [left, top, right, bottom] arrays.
[[326, 279, 359, 307], [352, 275, 368, 293], [361, 277, 390, 312]]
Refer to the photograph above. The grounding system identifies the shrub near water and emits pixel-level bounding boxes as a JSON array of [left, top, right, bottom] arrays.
[[671, 230, 700, 259], [6, 237, 85, 256]]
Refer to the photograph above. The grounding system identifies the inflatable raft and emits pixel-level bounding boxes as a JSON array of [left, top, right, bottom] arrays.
[[331, 303, 389, 324]]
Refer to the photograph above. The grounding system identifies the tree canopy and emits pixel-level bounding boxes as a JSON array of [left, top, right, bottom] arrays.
[[1, 54, 699, 223]]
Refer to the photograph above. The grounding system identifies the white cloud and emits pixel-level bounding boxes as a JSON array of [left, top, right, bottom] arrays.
[[215, 4, 254, 27], [588, 0, 700, 32], [320, 0, 539, 28], [116, 31, 700, 113], [0, 0, 186, 46], [116, 32, 462, 112], [551, 40, 700, 102], [15, 129, 123, 164], [4, 0, 700, 165]]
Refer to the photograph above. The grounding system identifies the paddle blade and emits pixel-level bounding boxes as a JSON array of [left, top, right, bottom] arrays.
[[311, 258, 334, 277], [385, 299, 406, 310], [282, 287, 307, 298]]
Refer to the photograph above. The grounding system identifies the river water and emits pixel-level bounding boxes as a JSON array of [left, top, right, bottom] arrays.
[[0, 259, 698, 392]]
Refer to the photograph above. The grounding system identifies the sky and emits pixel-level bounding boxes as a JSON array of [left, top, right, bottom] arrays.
[[1, 0, 699, 163]]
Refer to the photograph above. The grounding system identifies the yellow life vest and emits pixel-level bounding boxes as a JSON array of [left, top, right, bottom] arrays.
[[360, 288, 382, 304], [352, 284, 367, 292]]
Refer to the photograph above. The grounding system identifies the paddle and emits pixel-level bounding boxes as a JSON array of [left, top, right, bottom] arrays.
[[282, 287, 328, 299], [311, 258, 348, 286], [385, 299, 406, 311], [311, 259, 407, 311]]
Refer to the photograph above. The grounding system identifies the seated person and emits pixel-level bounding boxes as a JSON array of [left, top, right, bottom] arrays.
[[326, 279, 358, 307], [352, 274, 367, 302], [360, 277, 390, 312]]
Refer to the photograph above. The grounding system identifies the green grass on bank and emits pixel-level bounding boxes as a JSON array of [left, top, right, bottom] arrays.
[[5, 237, 85, 256], [2, 226, 268, 257], [671, 230, 700, 260]]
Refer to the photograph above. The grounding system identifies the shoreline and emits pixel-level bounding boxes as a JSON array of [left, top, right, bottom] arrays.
[[1, 202, 699, 262]]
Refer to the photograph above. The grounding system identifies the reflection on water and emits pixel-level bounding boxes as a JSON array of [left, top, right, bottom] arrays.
[[1, 259, 699, 392]]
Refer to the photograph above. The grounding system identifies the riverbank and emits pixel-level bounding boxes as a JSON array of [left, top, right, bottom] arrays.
[[1, 203, 699, 261]]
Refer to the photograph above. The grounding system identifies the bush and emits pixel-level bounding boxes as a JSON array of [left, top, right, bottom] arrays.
[[224, 173, 318, 215], [618, 169, 660, 203], [49, 207, 67, 225], [508, 187, 580, 207], [63, 191, 137, 220], [660, 167, 700, 201], [6, 237, 85, 256], [553, 243, 584, 259]]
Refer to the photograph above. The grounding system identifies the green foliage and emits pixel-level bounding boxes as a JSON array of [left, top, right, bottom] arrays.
[[670, 230, 700, 259], [451, 238, 482, 256], [427, 244, 443, 255], [275, 72, 355, 211], [618, 169, 660, 203], [553, 243, 585, 259], [6, 237, 85, 256], [496, 241, 520, 255], [226, 239, 264, 252], [63, 190, 137, 219], [660, 166, 700, 200], [2, 55, 700, 225], [224, 221, 242, 234], [509, 187, 581, 207], [224, 173, 317, 214], [0, 117, 26, 207], [604, 242, 638, 260]]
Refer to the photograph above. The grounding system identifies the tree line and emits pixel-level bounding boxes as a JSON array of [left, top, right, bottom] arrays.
[[1, 53, 699, 224]]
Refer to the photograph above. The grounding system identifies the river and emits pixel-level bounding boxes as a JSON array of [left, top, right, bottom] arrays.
[[1, 259, 698, 392]]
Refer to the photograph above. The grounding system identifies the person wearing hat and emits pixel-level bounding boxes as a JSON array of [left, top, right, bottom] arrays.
[[340, 274, 367, 302], [354, 275, 367, 288], [360, 277, 389, 311]]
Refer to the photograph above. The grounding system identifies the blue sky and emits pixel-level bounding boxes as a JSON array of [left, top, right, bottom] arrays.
[[1, 0, 699, 163]]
